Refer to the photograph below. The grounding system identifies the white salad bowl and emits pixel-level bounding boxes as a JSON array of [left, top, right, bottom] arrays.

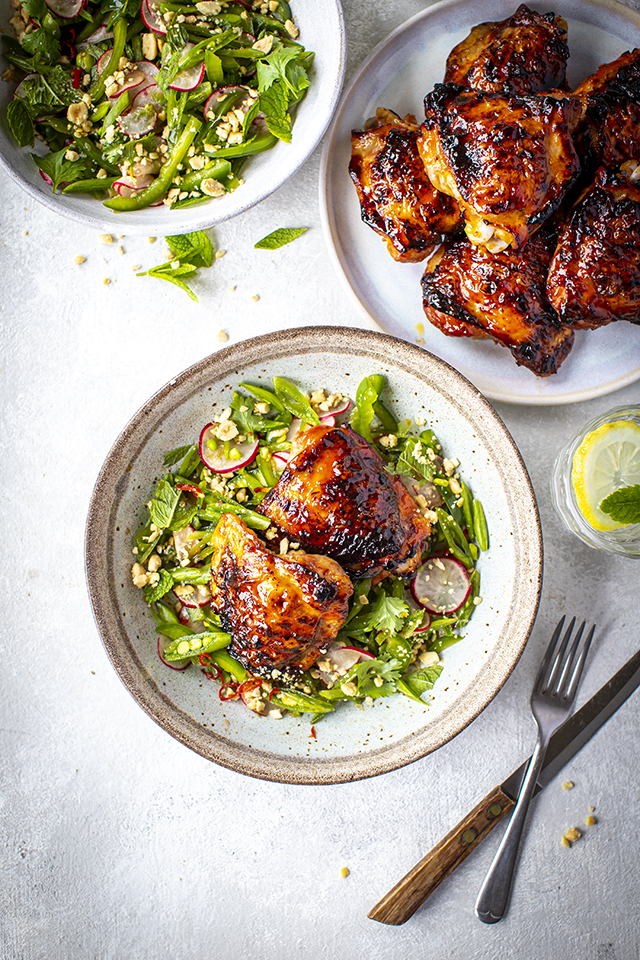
[[0, 0, 345, 234], [85, 327, 543, 784]]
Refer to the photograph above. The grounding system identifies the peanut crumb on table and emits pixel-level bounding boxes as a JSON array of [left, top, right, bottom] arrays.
[[74, 255, 85, 265], [216, 330, 229, 343], [340, 867, 350, 878], [562, 781, 574, 791]]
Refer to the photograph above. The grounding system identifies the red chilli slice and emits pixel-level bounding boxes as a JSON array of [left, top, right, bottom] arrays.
[[411, 557, 471, 615]]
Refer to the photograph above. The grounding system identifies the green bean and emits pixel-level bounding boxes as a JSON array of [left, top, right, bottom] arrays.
[[99, 89, 130, 136], [207, 133, 278, 160], [209, 649, 247, 682], [170, 566, 211, 584], [89, 17, 127, 101], [239, 382, 286, 413], [461, 479, 474, 533], [164, 629, 231, 660], [104, 115, 202, 211], [175, 158, 232, 194], [473, 499, 489, 551], [273, 377, 319, 424], [271, 690, 334, 715], [373, 398, 397, 434]]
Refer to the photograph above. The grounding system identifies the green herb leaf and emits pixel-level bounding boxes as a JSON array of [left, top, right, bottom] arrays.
[[363, 592, 409, 635], [164, 444, 194, 467], [143, 568, 175, 603], [255, 227, 307, 249], [149, 478, 181, 529], [599, 484, 640, 525], [137, 262, 200, 301], [31, 146, 91, 192], [21, 25, 60, 64], [166, 230, 214, 267], [6, 99, 35, 148], [402, 664, 444, 699]]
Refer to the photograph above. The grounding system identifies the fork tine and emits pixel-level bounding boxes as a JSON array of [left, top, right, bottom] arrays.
[[555, 621, 586, 697], [562, 623, 596, 703], [533, 616, 565, 696], [543, 617, 576, 694]]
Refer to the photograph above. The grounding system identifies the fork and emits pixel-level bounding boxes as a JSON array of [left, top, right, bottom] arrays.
[[475, 616, 596, 924]]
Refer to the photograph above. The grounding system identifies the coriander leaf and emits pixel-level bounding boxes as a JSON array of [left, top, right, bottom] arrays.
[[599, 484, 640, 525], [21, 0, 47, 17], [255, 227, 307, 249], [229, 390, 265, 438], [149, 478, 181, 529], [364, 592, 409, 634], [31, 147, 91, 192], [257, 44, 310, 99], [166, 230, 214, 267], [143, 568, 175, 603], [21, 25, 60, 64], [6, 99, 35, 148]]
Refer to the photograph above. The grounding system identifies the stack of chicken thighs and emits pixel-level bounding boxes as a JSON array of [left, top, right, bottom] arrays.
[[349, 5, 640, 376]]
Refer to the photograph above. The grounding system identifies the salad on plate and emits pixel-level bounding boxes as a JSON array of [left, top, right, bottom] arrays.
[[3, 0, 312, 209], [130, 373, 490, 725]]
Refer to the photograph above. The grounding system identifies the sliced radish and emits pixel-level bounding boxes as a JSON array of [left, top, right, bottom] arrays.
[[411, 557, 471, 614], [319, 398, 351, 419], [140, 0, 167, 34], [131, 84, 161, 110], [112, 174, 154, 196], [316, 642, 374, 682], [169, 45, 205, 90], [44, 0, 85, 17], [398, 474, 444, 509], [173, 583, 212, 608], [173, 525, 195, 564], [203, 85, 255, 121], [84, 23, 113, 42], [273, 451, 290, 470], [285, 417, 302, 443], [117, 102, 158, 137], [158, 635, 191, 670], [406, 593, 432, 631], [199, 423, 259, 474], [134, 60, 160, 86]]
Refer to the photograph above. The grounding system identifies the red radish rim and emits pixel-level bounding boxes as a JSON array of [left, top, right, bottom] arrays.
[[44, 0, 86, 19], [198, 423, 259, 474], [140, 0, 167, 34], [319, 398, 351, 419], [203, 85, 253, 120], [410, 557, 471, 615], [158, 635, 191, 670], [169, 60, 205, 91]]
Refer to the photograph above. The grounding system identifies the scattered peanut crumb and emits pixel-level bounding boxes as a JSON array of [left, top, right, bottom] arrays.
[[23, 230, 28, 235], [251, 294, 260, 301], [216, 330, 229, 343], [340, 867, 350, 878], [229, 285, 236, 291], [118, 246, 125, 255], [74, 255, 86, 265], [215, 249, 226, 259], [561, 836, 571, 849], [103, 278, 111, 285], [132, 264, 141, 271], [585, 815, 597, 826], [562, 781, 574, 791], [148, 236, 157, 243], [563, 827, 582, 845], [99, 233, 113, 244]]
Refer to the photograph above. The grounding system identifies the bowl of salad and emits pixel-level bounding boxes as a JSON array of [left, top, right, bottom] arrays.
[[85, 326, 543, 784], [0, 0, 345, 232]]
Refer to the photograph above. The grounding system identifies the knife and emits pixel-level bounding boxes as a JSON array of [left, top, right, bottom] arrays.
[[368, 644, 640, 926]]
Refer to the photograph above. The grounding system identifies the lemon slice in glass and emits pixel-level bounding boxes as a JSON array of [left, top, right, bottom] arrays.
[[571, 420, 640, 530]]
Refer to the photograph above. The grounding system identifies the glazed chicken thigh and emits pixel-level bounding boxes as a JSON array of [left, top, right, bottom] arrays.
[[418, 83, 582, 251], [209, 513, 353, 677], [349, 107, 462, 262], [547, 165, 640, 327], [444, 3, 569, 96], [258, 424, 432, 579], [421, 227, 574, 376], [573, 49, 640, 171]]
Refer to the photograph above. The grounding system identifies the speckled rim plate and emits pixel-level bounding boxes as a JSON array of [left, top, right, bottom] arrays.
[[319, 0, 640, 405], [0, 0, 346, 234], [85, 326, 543, 784]]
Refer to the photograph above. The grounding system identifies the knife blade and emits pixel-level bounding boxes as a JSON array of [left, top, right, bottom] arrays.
[[368, 644, 640, 926]]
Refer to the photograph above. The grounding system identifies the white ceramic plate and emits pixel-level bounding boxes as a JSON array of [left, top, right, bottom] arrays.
[[319, 0, 640, 405], [85, 327, 542, 784], [0, 0, 345, 234]]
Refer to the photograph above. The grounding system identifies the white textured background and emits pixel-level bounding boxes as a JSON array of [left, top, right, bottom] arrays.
[[1, 1, 640, 957]]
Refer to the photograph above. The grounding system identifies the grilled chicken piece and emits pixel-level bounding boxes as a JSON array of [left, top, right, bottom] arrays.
[[209, 513, 353, 677], [444, 4, 569, 96], [418, 83, 582, 251], [421, 228, 574, 376], [547, 164, 640, 328], [258, 424, 431, 579], [349, 108, 462, 262], [573, 49, 640, 171]]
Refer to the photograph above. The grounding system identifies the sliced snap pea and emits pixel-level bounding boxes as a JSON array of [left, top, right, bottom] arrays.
[[473, 499, 489, 551]]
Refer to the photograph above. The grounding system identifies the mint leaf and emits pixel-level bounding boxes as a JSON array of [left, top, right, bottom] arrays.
[[137, 262, 199, 301], [143, 569, 175, 603], [255, 227, 307, 249], [7, 99, 35, 148], [163, 444, 193, 467], [258, 81, 292, 142], [599, 484, 640, 525], [403, 664, 444, 698], [166, 230, 214, 267], [149, 478, 181, 529]]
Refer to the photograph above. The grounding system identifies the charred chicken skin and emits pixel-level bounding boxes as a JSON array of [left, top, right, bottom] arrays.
[[209, 513, 353, 678], [546, 165, 640, 328], [418, 83, 582, 251], [444, 4, 569, 96], [421, 227, 574, 376], [349, 107, 462, 262], [258, 424, 431, 579], [573, 50, 640, 173]]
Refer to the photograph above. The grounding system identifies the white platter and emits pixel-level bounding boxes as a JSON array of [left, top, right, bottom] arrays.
[[319, 0, 640, 405], [85, 327, 542, 784]]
